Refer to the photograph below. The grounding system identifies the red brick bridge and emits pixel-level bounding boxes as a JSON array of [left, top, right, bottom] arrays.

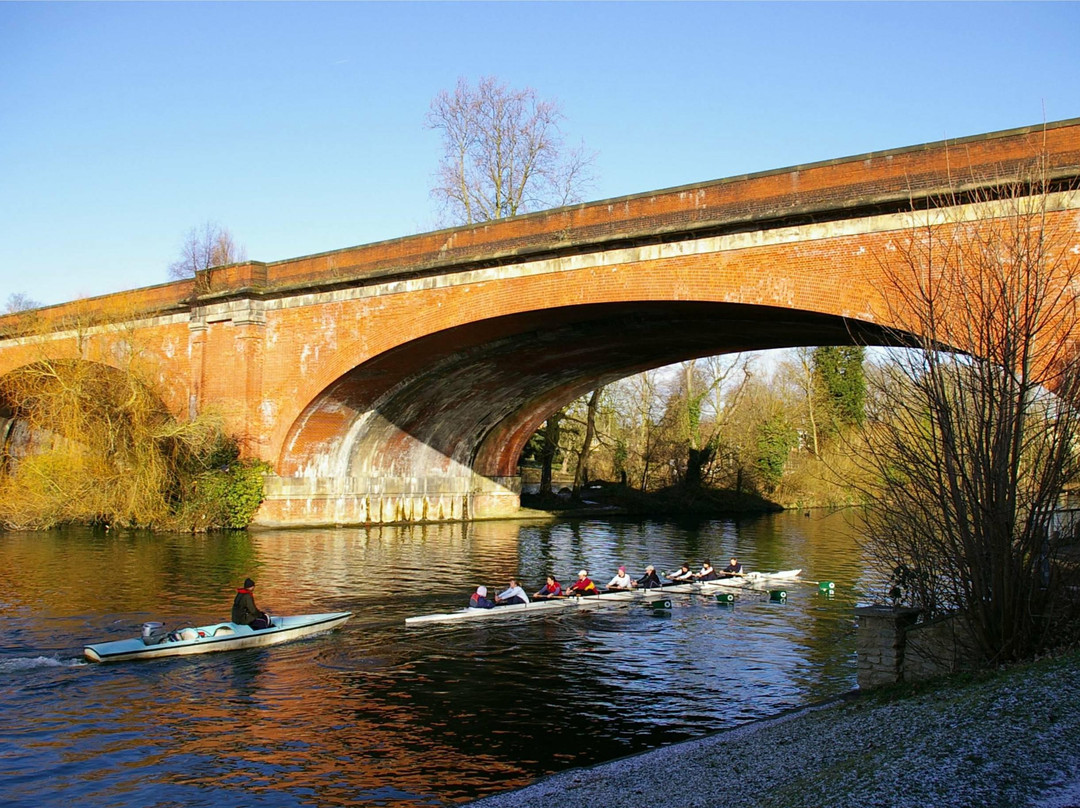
[[2, 120, 1080, 526]]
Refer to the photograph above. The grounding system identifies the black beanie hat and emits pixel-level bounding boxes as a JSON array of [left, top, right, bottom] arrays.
[[244, 578, 255, 589]]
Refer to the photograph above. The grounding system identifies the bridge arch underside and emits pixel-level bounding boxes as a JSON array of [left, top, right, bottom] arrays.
[[259, 301, 892, 527]]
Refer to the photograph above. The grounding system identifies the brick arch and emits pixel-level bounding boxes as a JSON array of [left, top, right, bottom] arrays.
[[277, 300, 893, 491], [271, 223, 907, 483]]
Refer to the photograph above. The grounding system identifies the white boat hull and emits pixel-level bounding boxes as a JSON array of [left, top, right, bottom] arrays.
[[660, 569, 803, 594], [404, 589, 667, 625], [83, 612, 352, 663], [403, 570, 804, 625]]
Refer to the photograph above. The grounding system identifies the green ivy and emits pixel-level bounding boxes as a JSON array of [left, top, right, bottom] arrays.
[[755, 415, 798, 491], [185, 459, 272, 530]]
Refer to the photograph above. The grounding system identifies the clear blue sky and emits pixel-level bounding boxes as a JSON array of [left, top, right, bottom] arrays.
[[2, 1, 1078, 308]]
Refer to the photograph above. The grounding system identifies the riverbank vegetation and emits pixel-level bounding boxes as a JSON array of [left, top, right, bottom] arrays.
[[0, 355, 267, 532], [852, 168, 1080, 663], [519, 344, 870, 515]]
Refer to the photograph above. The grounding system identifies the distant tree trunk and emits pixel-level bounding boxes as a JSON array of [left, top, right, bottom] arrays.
[[572, 387, 602, 499], [684, 445, 715, 490], [797, 347, 821, 457], [539, 411, 563, 496]]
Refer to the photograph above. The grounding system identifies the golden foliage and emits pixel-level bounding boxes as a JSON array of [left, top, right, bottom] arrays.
[[0, 358, 228, 530]]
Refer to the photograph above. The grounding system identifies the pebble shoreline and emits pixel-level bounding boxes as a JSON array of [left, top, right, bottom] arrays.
[[467, 652, 1080, 808]]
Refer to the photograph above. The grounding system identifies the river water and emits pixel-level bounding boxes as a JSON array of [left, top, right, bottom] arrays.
[[0, 511, 869, 808]]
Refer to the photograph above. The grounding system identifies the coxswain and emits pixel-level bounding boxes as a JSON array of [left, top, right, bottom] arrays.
[[469, 586, 496, 609], [534, 576, 564, 599], [567, 570, 598, 596], [495, 578, 530, 606]]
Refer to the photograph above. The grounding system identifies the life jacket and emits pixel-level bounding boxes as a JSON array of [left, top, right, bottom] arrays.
[[571, 578, 596, 594], [469, 593, 494, 608]]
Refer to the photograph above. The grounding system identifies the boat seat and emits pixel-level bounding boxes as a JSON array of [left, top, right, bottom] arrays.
[[213, 625, 236, 637]]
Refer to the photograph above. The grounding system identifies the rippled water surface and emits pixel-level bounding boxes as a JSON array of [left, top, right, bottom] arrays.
[[0, 512, 868, 807]]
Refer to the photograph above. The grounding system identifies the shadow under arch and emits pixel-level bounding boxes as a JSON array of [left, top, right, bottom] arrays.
[[267, 301, 897, 525]]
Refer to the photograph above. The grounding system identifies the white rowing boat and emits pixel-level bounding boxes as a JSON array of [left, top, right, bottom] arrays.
[[403, 570, 804, 625], [404, 589, 668, 625], [705, 568, 802, 589], [660, 569, 803, 594]]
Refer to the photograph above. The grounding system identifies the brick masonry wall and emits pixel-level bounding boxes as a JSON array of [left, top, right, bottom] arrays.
[[2, 121, 1079, 525]]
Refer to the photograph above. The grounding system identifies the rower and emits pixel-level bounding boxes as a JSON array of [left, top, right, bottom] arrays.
[[495, 578, 530, 606], [695, 560, 719, 582], [667, 564, 694, 582], [534, 575, 564, 599], [633, 565, 662, 589], [469, 586, 496, 609], [720, 557, 744, 578], [567, 569, 598, 596], [606, 566, 633, 590]]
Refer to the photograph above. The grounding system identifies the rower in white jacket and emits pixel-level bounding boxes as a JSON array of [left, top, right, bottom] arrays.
[[495, 578, 530, 605], [607, 566, 634, 590]]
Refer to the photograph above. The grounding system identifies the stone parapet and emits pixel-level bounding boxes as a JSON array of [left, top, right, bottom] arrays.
[[855, 606, 922, 690]]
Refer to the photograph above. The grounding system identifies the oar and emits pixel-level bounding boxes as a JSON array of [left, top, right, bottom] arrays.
[[726, 570, 836, 593], [790, 576, 836, 593]]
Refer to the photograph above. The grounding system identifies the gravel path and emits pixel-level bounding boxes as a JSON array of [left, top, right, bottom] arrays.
[[467, 651, 1080, 808]]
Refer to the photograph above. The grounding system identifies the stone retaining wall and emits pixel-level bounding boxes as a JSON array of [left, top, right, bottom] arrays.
[[856, 606, 981, 689]]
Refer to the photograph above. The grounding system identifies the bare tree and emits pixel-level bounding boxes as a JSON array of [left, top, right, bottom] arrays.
[[537, 408, 564, 497], [669, 355, 751, 489], [167, 222, 245, 292], [427, 76, 596, 225], [571, 386, 604, 499], [856, 161, 1080, 663], [5, 293, 41, 313], [794, 347, 821, 457]]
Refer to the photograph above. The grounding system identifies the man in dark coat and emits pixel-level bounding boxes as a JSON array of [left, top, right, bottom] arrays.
[[232, 577, 270, 629]]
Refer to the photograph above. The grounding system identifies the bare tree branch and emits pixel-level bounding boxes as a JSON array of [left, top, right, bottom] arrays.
[[427, 76, 597, 225]]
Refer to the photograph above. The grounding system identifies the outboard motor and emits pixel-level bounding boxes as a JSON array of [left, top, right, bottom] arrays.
[[141, 621, 167, 646]]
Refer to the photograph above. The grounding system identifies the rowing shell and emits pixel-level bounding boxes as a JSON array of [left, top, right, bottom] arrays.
[[403, 570, 802, 625], [660, 569, 803, 595], [404, 589, 667, 625]]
